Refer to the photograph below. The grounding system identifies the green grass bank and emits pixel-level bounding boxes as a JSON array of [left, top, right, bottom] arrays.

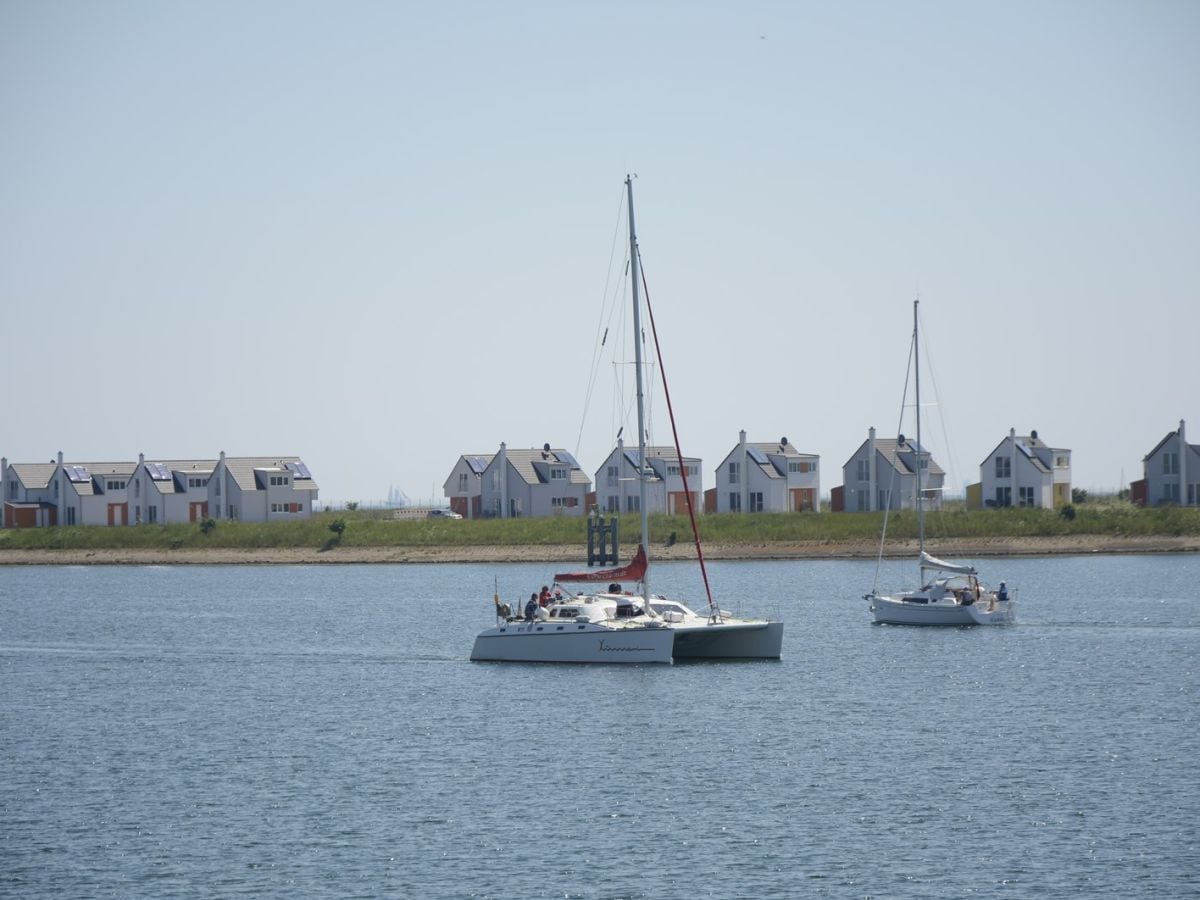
[[2, 503, 1198, 554]]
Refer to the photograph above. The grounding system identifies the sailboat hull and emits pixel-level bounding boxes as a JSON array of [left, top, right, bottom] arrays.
[[869, 594, 1015, 626], [470, 621, 674, 663], [671, 621, 784, 659]]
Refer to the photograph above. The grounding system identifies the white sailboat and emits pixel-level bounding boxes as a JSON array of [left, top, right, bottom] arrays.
[[471, 177, 784, 663], [865, 300, 1016, 626]]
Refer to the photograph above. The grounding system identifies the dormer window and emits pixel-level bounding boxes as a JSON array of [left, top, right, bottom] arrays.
[[550, 467, 567, 480]]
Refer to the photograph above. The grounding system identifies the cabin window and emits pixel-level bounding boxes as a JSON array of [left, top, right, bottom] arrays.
[[995, 457, 1011, 478]]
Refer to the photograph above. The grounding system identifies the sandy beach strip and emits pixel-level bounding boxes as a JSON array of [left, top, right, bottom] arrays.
[[1, 534, 1197, 565]]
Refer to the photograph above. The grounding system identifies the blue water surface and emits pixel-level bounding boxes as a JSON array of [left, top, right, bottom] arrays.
[[1, 555, 1197, 898]]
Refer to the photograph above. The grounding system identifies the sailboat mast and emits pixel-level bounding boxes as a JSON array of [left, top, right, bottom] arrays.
[[626, 175, 652, 607], [913, 298, 924, 580]]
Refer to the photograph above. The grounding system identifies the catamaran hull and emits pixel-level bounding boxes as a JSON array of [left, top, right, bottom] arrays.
[[470, 623, 674, 663], [671, 621, 784, 659], [870, 595, 1015, 626]]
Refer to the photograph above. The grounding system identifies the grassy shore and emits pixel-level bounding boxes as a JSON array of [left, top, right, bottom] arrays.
[[2, 504, 1198, 564]]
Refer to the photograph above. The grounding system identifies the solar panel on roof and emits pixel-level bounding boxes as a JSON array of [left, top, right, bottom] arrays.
[[746, 447, 768, 465], [148, 463, 172, 481], [66, 465, 90, 483], [553, 450, 579, 468], [466, 456, 487, 475], [286, 461, 313, 479]]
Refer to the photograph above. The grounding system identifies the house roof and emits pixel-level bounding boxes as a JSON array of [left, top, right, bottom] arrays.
[[223, 456, 319, 492], [851, 438, 945, 478], [502, 448, 590, 486], [717, 439, 817, 476], [7, 463, 57, 489], [1143, 427, 1200, 462]]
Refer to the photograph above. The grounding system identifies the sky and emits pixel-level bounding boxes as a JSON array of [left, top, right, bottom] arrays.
[[3, 1, 1197, 505]]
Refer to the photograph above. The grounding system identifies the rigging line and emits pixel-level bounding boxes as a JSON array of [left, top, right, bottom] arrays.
[[915, 303, 956, 548], [638, 251, 717, 617], [872, 326, 916, 594], [574, 188, 632, 460]]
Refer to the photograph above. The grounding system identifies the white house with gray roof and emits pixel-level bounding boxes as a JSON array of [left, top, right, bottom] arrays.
[[594, 439, 702, 516], [978, 428, 1071, 509], [443, 453, 495, 519], [714, 431, 819, 513], [1138, 419, 1199, 507], [839, 426, 944, 512], [2, 451, 318, 527], [479, 442, 590, 518]]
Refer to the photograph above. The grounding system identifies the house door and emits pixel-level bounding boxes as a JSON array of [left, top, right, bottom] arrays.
[[190, 502, 208, 522], [107, 503, 128, 526]]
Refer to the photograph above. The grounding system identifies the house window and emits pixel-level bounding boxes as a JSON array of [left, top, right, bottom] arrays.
[[1055, 455, 1069, 468], [625, 495, 640, 513], [229, 505, 239, 520], [54, 480, 59, 498], [856, 459, 869, 482], [606, 496, 620, 512], [458, 473, 468, 492], [1018, 486, 1035, 507], [606, 465, 618, 486], [1188, 484, 1198, 505], [995, 457, 1011, 478], [550, 467, 567, 480], [729, 492, 742, 512], [66, 507, 76, 525], [748, 492, 764, 513], [995, 486, 1012, 508], [215, 479, 220, 497], [878, 490, 889, 510], [728, 462, 739, 484], [7, 480, 14, 499], [490, 471, 500, 491], [1163, 452, 1179, 475], [107, 480, 127, 491], [148, 505, 158, 523], [1162, 483, 1180, 503]]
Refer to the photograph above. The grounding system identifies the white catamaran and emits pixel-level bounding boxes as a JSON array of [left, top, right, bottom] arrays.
[[865, 300, 1016, 626], [471, 177, 784, 663]]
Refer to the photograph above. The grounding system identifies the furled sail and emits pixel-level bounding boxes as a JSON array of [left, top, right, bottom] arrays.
[[919, 551, 977, 576], [555, 545, 648, 583]]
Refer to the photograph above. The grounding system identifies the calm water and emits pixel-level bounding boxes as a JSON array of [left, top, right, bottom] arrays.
[[1, 555, 1197, 898]]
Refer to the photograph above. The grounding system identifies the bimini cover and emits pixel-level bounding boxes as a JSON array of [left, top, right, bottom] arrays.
[[919, 551, 977, 576]]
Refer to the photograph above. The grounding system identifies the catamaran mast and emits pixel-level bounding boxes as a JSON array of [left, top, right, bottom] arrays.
[[913, 298, 924, 583], [626, 175, 653, 610]]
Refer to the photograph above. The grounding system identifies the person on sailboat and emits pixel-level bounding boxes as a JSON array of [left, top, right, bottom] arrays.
[[538, 586, 552, 607], [524, 594, 538, 621], [997, 582, 1009, 603]]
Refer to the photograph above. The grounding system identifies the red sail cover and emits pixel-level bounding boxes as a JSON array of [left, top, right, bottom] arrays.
[[555, 545, 648, 583]]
